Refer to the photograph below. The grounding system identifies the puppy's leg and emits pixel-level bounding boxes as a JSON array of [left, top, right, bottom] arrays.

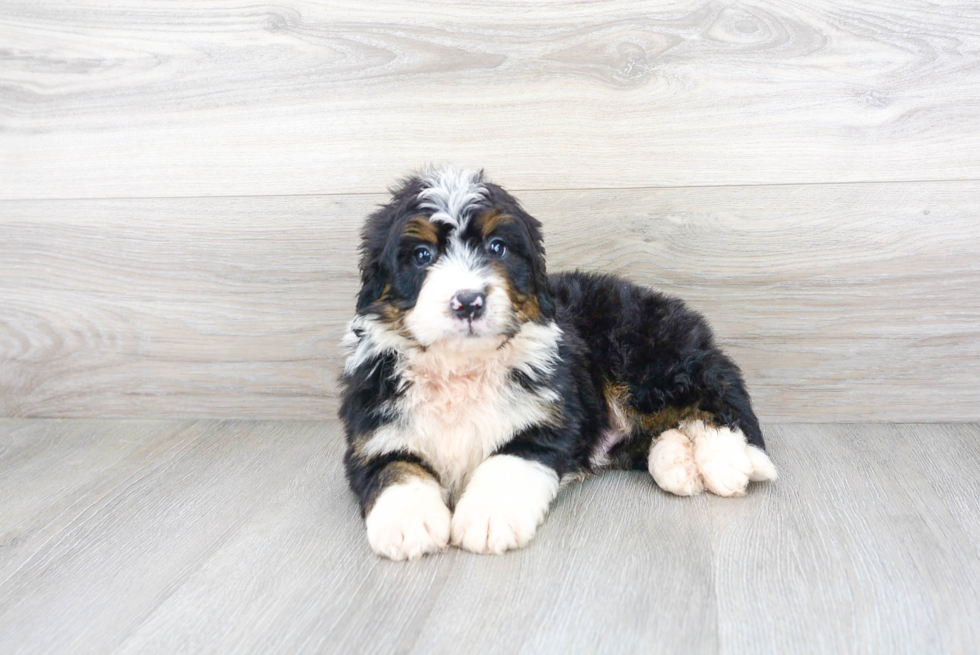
[[687, 350, 777, 493], [451, 432, 562, 555], [451, 455, 559, 555], [648, 422, 776, 498], [346, 449, 451, 560], [641, 348, 776, 496]]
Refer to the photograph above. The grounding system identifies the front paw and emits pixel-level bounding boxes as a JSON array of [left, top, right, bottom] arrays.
[[451, 494, 543, 555], [450, 455, 559, 555], [365, 478, 451, 560]]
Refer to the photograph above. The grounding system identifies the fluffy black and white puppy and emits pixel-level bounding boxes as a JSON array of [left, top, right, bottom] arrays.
[[340, 166, 777, 560]]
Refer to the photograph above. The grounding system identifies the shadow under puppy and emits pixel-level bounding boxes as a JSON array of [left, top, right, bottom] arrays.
[[340, 167, 777, 560]]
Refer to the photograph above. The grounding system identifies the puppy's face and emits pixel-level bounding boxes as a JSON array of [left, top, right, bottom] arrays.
[[356, 168, 553, 347]]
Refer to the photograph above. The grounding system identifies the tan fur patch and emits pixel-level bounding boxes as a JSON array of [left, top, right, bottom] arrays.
[[363, 216, 438, 335], [371, 285, 412, 336], [403, 215, 439, 243], [491, 261, 542, 323], [477, 209, 512, 237], [363, 460, 435, 515], [478, 212, 541, 323], [604, 381, 712, 437]]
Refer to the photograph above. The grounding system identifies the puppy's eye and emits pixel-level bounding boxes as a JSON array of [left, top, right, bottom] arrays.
[[487, 238, 507, 257], [413, 245, 434, 267]]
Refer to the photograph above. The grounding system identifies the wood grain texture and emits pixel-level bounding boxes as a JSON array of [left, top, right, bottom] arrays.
[[1, 0, 979, 198], [117, 451, 718, 655], [0, 194, 372, 419], [2, 181, 978, 421], [0, 419, 335, 654], [408, 474, 716, 655], [711, 424, 980, 654], [2, 419, 980, 654]]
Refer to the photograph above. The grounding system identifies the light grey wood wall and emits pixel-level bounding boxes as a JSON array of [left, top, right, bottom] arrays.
[[1, 0, 978, 420]]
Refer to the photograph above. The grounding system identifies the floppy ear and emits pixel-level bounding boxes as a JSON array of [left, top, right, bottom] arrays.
[[483, 182, 556, 322], [511, 203, 555, 321], [530, 239, 555, 320], [354, 211, 391, 313], [533, 262, 555, 319], [354, 176, 424, 314], [356, 260, 387, 313]]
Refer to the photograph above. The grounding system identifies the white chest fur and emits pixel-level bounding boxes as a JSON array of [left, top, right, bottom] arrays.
[[357, 321, 562, 497], [399, 350, 547, 496]]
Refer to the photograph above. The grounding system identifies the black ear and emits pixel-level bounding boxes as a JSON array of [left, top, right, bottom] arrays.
[[506, 194, 555, 320], [356, 260, 387, 313], [354, 212, 391, 313], [483, 182, 556, 322], [517, 207, 554, 319], [531, 244, 555, 320], [354, 175, 424, 313], [534, 261, 555, 319]]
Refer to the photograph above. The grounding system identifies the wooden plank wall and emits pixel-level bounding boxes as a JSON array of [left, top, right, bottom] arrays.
[[1, 0, 978, 420]]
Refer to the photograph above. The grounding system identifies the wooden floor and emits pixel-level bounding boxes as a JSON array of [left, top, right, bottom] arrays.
[[2, 419, 978, 654]]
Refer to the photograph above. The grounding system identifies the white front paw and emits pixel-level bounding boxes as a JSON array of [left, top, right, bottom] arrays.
[[450, 455, 559, 555], [365, 478, 451, 560]]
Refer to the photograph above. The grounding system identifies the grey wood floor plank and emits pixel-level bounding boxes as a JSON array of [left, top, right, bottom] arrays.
[[7, 420, 980, 653], [0, 419, 194, 578], [113, 433, 717, 655], [711, 424, 980, 654], [409, 473, 717, 655], [3, 180, 978, 422], [0, 420, 333, 654], [1, 1, 979, 198], [892, 424, 980, 554], [6, 420, 980, 654], [112, 421, 460, 655]]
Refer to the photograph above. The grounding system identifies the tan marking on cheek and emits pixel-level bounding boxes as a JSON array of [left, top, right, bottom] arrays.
[[368, 284, 412, 332], [378, 302, 402, 321], [365, 279, 421, 343], [365, 299, 415, 345], [516, 293, 541, 322], [492, 261, 541, 324]]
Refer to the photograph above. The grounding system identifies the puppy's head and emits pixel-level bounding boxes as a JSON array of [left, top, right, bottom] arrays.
[[356, 167, 553, 347]]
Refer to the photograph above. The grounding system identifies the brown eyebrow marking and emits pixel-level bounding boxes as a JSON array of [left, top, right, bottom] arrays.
[[402, 216, 439, 243], [477, 209, 513, 237]]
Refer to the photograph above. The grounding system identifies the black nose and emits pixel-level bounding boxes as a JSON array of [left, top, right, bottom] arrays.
[[450, 290, 486, 320]]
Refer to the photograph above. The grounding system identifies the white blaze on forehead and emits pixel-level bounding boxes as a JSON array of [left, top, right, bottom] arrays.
[[418, 166, 487, 228]]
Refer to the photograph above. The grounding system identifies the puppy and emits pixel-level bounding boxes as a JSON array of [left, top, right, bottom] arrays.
[[340, 167, 777, 560]]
